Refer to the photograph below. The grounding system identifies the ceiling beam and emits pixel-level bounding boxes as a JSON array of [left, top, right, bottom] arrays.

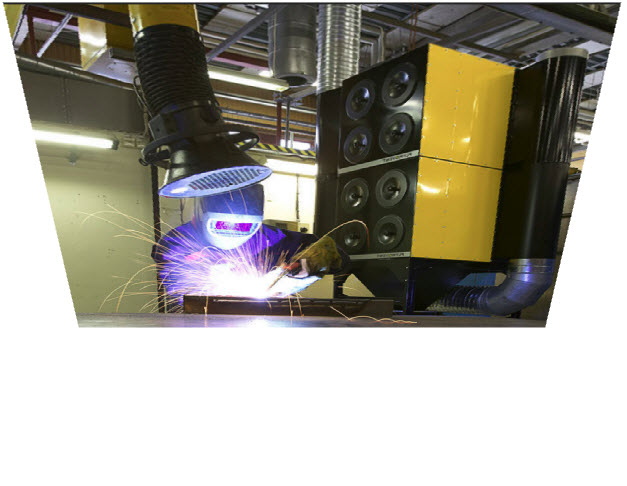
[[32, 3, 131, 28], [362, 11, 519, 61], [491, 4, 615, 45], [206, 4, 285, 61]]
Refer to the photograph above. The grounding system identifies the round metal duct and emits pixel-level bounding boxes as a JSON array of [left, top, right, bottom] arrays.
[[374, 215, 404, 251], [346, 79, 376, 120], [382, 62, 417, 107], [343, 125, 373, 164], [379, 113, 413, 155], [375, 169, 408, 208], [341, 178, 370, 213], [317, 4, 361, 94], [340, 222, 368, 254], [268, 5, 317, 87]]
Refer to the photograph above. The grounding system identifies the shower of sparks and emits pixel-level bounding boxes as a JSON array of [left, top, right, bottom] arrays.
[[80, 205, 328, 313], [79, 204, 386, 326]]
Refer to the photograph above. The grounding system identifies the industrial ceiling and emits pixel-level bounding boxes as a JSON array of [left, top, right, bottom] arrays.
[[14, 3, 620, 145]]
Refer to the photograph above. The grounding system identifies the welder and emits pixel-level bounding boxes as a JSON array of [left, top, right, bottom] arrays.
[[151, 183, 349, 309]]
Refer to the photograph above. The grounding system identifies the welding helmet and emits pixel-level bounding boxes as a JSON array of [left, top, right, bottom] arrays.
[[194, 183, 264, 250]]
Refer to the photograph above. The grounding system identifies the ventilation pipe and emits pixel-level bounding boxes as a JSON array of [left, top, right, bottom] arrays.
[[316, 4, 362, 94], [314, 5, 362, 237], [430, 48, 588, 316], [268, 5, 317, 87]]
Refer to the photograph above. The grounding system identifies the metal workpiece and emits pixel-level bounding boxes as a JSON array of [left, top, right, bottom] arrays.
[[77, 313, 546, 328], [268, 5, 317, 87], [429, 259, 555, 316], [183, 296, 394, 318], [317, 4, 362, 94]]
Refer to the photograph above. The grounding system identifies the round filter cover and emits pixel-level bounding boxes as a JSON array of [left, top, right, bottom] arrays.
[[341, 178, 369, 213], [382, 62, 417, 107], [374, 215, 404, 251], [345, 79, 376, 120], [379, 113, 413, 155], [375, 169, 408, 208], [343, 125, 373, 164], [340, 222, 368, 254]]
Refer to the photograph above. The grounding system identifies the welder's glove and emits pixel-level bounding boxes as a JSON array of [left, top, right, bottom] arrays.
[[283, 236, 344, 279]]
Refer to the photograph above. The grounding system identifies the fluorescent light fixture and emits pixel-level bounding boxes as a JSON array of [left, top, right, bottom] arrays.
[[266, 158, 318, 176], [208, 65, 289, 92], [574, 131, 591, 144], [280, 140, 312, 151], [258, 69, 273, 78], [32, 129, 117, 149]]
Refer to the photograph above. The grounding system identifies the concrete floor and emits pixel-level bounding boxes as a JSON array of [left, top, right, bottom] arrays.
[[77, 313, 546, 328]]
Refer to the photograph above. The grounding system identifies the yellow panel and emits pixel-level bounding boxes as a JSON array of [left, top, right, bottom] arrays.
[[103, 4, 133, 50], [421, 44, 515, 169], [128, 4, 199, 34], [411, 157, 502, 262], [79, 16, 107, 70], [78, 5, 133, 70], [4, 4, 24, 39]]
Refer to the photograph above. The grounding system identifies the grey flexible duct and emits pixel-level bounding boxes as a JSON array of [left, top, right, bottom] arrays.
[[316, 4, 361, 94], [429, 259, 555, 315]]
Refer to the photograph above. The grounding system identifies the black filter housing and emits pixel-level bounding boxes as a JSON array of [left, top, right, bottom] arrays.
[[313, 87, 342, 236], [493, 50, 588, 260], [338, 47, 427, 169]]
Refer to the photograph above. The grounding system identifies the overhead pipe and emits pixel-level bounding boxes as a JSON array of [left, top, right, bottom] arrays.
[[430, 48, 588, 316], [268, 4, 317, 87], [316, 4, 362, 94], [361, 23, 386, 65]]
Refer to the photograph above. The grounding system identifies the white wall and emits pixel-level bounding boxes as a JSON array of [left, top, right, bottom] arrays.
[[37, 129, 157, 314], [37, 128, 368, 312]]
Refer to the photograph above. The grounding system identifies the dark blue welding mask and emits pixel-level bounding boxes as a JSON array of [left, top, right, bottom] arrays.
[[194, 183, 264, 250]]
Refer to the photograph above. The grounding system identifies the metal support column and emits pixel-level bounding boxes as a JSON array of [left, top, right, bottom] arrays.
[[275, 100, 282, 145]]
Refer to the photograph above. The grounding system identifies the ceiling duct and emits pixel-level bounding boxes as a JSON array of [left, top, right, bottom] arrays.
[[268, 5, 317, 87], [317, 4, 362, 94]]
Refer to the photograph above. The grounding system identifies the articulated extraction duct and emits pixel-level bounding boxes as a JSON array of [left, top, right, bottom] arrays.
[[128, 4, 271, 198], [268, 5, 317, 87], [430, 48, 588, 316]]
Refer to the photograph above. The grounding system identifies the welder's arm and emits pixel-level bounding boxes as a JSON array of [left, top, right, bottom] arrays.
[[283, 235, 349, 279]]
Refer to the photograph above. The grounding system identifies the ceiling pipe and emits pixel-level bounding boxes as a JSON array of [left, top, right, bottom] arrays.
[[361, 24, 386, 64], [317, 4, 362, 94], [268, 4, 317, 87]]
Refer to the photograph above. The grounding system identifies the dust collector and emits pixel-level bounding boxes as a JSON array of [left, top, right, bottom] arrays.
[[321, 44, 587, 315]]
